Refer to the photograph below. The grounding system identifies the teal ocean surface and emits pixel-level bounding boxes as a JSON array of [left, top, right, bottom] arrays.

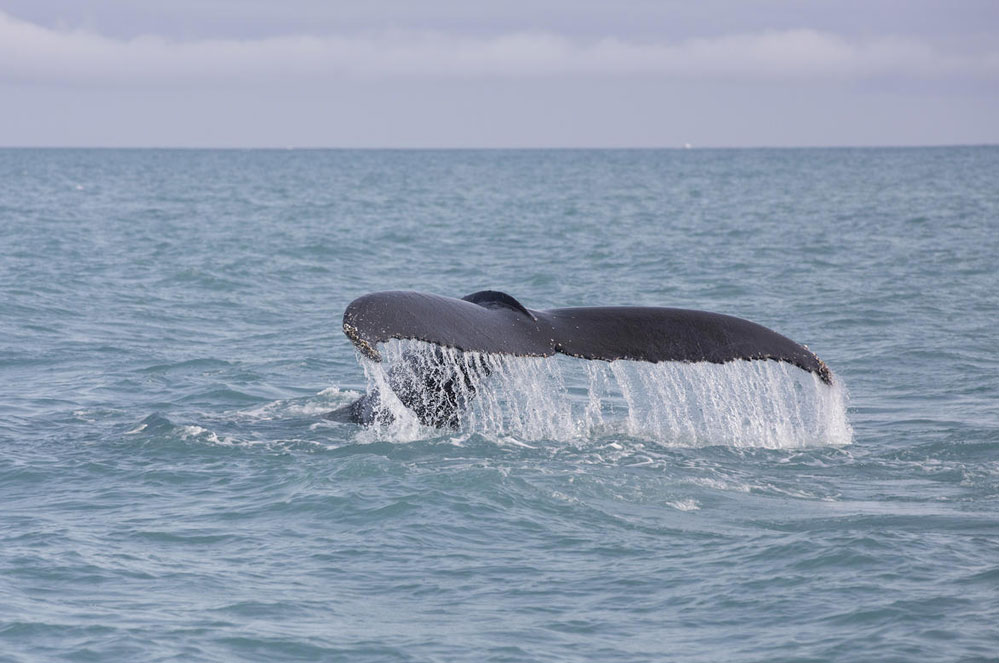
[[1, 148, 996, 662]]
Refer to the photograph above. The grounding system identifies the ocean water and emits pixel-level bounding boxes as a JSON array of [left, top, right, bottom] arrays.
[[0, 147, 996, 662]]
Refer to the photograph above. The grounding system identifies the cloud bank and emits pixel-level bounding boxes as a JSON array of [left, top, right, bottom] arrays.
[[2, 10, 997, 85]]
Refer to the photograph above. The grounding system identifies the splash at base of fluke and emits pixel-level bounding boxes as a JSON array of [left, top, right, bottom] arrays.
[[330, 340, 851, 448]]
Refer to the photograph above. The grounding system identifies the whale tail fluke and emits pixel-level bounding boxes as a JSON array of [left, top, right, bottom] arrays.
[[336, 290, 833, 427]]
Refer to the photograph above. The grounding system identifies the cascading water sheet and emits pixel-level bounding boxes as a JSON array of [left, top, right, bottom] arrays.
[[358, 339, 852, 448]]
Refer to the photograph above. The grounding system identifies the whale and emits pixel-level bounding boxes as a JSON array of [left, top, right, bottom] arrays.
[[331, 290, 832, 428]]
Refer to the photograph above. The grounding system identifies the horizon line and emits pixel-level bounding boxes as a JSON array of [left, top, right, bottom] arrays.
[[0, 143, 995, 151]]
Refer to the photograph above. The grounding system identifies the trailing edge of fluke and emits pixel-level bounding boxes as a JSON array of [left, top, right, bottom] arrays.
[[342, 290, 832, 384]]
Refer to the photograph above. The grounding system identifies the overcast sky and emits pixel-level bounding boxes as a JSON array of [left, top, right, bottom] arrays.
[[2, 1, 997, 147]]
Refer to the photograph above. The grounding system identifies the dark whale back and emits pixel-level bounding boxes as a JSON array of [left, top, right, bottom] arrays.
[[342, 290, 831, 384]]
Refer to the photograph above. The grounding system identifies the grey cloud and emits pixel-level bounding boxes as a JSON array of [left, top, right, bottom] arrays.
[[2, 11, 997, 85], [5, 0, 999, 43]]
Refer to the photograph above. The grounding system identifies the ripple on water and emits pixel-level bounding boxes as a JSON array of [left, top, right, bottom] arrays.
[[0, 147, 996, 662]]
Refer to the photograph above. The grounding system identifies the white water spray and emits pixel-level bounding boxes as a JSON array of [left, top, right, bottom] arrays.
[[357, 340, 852, 448]]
